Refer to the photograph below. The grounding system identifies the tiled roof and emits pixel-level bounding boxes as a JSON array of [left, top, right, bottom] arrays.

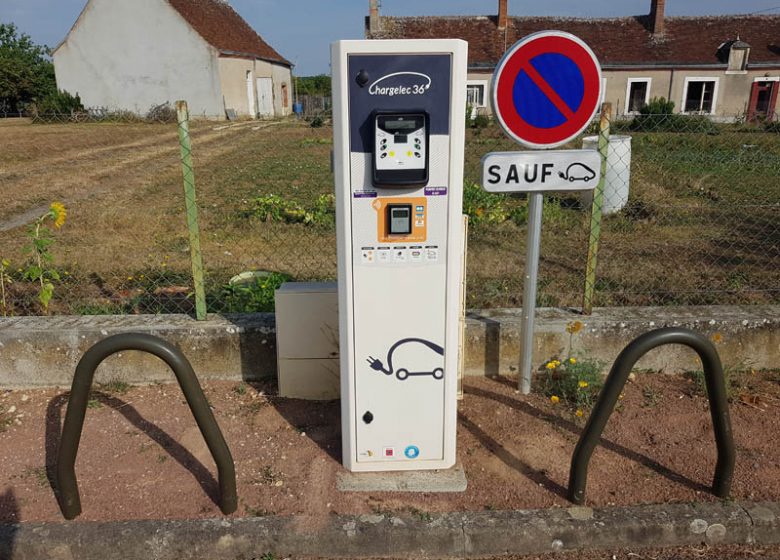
[[168, 0, 290, 66], [368, 14, 780, 69]]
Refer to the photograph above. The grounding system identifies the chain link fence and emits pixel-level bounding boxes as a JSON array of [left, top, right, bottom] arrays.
[[0, 107, 778, 317]]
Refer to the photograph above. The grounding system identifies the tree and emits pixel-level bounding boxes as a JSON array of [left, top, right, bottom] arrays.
[[0, 23, 56, 112], [294, 74, 331, 97]]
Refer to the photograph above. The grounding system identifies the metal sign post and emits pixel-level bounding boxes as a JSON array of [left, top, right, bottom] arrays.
[[485, 31, 603, 393], [519, 193, 543, 394]]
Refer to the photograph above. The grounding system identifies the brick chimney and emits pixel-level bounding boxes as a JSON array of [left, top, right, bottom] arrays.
[[369, 0, 380, 35], [498, 0, 508, 31], [649, 0, 666, 35]]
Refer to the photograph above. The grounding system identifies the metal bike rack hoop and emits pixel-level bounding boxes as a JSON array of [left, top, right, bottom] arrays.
[[55, 333, 237, 520], [567, 327, 735, 505]]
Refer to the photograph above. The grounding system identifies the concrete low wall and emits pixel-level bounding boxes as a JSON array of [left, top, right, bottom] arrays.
[[466, 306, 780, 378], [0, 314, 276, 388], [0, 306, 777, 388]]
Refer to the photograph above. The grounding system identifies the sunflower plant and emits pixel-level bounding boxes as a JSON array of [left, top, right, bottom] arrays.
[[0, 258, 12, 317], [23, 202, 67, 311]]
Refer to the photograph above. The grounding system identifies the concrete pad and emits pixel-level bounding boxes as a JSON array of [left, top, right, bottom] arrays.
[[336, 463, 467, 492]]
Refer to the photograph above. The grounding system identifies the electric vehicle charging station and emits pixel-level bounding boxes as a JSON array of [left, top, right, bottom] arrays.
[[332, 40, 468, 472]]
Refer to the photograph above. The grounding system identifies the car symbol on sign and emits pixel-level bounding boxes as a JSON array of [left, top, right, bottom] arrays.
[[366, 338, 445, 381], [559, 163, 597, 183]]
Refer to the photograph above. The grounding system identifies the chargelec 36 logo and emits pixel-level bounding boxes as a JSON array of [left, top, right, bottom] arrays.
[[368, 72, 432, 96]]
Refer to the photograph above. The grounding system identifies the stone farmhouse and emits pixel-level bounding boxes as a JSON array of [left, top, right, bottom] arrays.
[[54, 0, 293, 118], [367, 0, 780, 122]]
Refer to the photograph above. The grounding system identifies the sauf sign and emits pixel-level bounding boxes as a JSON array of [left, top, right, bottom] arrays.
[[482, 150, 601, 193]]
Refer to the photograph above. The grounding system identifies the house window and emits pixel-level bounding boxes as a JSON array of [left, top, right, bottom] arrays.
[[683, 78, 719, 114], [282, 83, 289, 108], [625, 78, 651, 114], [466, 81, 487, 108]]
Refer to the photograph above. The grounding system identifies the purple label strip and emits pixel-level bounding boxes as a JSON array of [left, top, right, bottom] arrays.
[[425, 187, 448, 196]]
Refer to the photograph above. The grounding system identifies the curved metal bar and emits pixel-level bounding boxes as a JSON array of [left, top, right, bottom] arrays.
[[567, 327, 735, 505], [56, 333, 237, 520]]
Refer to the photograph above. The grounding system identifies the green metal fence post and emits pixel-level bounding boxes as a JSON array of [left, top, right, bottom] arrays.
[[176, 100, 207, 320], [582, 102, 612, 315]]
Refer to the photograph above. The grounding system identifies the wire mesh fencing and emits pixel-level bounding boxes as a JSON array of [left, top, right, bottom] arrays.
[[462, 110, 780, 309], [0, 107, 777, 317]]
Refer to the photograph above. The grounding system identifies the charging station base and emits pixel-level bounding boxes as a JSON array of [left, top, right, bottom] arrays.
[[336, 463, 467, 493]]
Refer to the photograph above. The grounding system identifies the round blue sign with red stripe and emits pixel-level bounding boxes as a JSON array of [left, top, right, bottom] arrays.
[[491, 31, 603, 149]]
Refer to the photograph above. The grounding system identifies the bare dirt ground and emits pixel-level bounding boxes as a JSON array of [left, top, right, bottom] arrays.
[[1, 371, 779, 524]]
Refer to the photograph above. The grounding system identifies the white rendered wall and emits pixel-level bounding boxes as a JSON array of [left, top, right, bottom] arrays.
[[218, 58, 292, 117], [271, 62, 292, 117], [53, 0, 223, 116]]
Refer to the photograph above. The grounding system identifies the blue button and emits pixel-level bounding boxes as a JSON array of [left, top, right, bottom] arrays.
[[404, 445, 420, 459]]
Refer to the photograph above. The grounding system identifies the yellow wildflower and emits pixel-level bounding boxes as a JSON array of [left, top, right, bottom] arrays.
[[127, 276, 134, 281], [566, 321, 583, 334], [569, 357, 577, 364], [550, 395, 560, 404], [545, 361, 557, 370], [50, 202, 67, 228], [578, 380, 589, 389], [575, 409, 584, 417]]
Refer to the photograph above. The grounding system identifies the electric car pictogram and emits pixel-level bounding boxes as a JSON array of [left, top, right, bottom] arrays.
[[558, 162, 597, 182], [367, 338, 445, 381]]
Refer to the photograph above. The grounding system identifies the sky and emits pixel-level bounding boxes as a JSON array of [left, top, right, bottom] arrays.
[[4, 0, 780, 75]]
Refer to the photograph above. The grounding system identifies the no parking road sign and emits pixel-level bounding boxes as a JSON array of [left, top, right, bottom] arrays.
[[485, 31, 604, 396], [492, 31, 603, 149]]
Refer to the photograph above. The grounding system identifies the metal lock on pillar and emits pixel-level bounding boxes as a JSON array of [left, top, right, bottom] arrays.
[[331, 39, 468, 472]]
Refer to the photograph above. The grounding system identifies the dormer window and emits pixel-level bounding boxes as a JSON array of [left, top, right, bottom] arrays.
[[721, 39, 751, 74]]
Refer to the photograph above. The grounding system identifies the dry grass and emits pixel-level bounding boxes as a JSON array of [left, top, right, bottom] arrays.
[[0, 118, 777, 314]]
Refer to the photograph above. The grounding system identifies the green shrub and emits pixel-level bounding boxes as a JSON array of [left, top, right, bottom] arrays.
[[30, 90, 84, 120], [473, 114, 490, 128], [248, 193, 334, 226], [217, 272, 291, 313], [462, 181, 513, 225], [630, 97, 717, 133], [765, 120, 780, 134], [644, 96, 675, 115]]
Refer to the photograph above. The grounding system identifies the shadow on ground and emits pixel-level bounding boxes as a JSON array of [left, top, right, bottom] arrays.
[[466, 379, 710, 495], [44, 391, 222, 516], [0, 488, 19, 560]]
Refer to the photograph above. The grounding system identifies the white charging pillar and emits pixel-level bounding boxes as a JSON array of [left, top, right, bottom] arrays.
[[332, 40, 468, 472]]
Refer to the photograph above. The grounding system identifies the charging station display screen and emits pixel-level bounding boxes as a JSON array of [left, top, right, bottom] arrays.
[[382, 118, 423, 132], [387, 205, 412, 235]]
